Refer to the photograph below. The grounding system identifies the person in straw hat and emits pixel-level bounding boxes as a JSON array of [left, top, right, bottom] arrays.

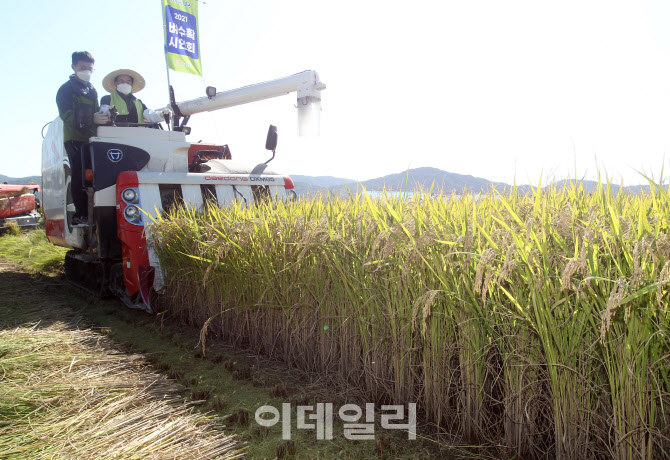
[[100, 69, 170, 125]]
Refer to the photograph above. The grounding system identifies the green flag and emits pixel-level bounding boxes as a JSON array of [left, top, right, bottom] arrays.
[[162, 0, 202, 76]]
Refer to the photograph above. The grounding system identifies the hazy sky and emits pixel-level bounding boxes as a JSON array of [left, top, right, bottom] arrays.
[[4, 0, 670, 185]]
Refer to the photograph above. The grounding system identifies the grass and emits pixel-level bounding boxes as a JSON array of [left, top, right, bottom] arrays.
[[149, 177, 670, 459], [1, 220, 21, 236], [0, 225, 67, 273]]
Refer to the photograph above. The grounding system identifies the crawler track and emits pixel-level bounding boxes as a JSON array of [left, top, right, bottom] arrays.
[[64, 250, 111, 299]]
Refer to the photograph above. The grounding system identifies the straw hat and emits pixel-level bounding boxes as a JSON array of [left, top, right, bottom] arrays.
[[102, 69, 146, 93]]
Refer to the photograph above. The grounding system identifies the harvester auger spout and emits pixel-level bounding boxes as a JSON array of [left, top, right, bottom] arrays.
[[170, 70, 325, 136], [41, 70, 326, 313]]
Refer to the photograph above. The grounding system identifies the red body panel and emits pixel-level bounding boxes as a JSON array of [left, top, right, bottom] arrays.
[[187, 144, 231, 165], [0, 194, 36, 218], [45, 219, 67, 245], [0, 185, 40, 219], [119, 230, 149, 296], [116, 171, 151, 297]]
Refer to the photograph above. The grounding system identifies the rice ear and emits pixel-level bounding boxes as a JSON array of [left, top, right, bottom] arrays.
[[199, 309, 230, 357]]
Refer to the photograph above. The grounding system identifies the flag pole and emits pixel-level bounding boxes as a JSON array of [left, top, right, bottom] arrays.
[[161, 1, 173, 130], [163, 49, 175, 131]]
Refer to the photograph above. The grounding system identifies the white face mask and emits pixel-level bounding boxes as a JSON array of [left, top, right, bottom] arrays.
[[116, 83, 132, 95], [76, 70, 92, 82]]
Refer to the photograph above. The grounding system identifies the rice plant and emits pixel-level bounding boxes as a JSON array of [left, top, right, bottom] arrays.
[[151, 178, 670, 459]]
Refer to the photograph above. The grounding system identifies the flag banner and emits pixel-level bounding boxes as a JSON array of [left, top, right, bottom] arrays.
[[162, 0, 202, 76]]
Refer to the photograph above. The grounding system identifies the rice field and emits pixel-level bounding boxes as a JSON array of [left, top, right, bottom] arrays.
[[151, 178, 670, 459]]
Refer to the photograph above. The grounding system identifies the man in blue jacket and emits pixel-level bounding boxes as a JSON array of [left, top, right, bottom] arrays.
[[56, 51, 109, 224]]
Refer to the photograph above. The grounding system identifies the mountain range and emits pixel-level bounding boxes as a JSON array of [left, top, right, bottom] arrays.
[[0, 174, 41, 186], [1, 168, 654, 197], [293, 167, 653, 196]]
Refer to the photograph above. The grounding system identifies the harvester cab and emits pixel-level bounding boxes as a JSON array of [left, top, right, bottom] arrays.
[[41, 70, 324, 312]]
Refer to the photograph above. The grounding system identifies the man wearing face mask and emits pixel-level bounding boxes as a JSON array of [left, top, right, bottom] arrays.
[[100, 69, 169, 125], [56, 51, 110, 224]]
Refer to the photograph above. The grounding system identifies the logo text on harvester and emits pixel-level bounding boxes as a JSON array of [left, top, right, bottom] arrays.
[[250, 177, 276, 182], [204, 176, 249, 181], [254, 403, 416, 441]]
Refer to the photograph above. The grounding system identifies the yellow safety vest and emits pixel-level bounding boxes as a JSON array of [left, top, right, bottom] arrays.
[[110, 91, 144, 123]]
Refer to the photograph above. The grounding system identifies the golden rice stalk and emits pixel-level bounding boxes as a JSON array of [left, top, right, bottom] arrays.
[[657, 261, 670, 307], [601, 278, 628, 343]]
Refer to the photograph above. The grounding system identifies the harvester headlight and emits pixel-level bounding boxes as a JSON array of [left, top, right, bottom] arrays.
[[122, 188, 138, 203], [124, 205, 142, 224]]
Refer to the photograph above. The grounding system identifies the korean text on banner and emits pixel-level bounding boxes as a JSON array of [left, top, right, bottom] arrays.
[[162, 0, 202, 76]]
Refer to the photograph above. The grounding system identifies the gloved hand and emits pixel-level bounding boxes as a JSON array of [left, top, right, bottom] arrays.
[[93, 111, 110, 125], [143, 107, 171, 123]]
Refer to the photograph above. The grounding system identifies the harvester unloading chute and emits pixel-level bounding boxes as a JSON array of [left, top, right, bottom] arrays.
[[170, 70, 325, 136]]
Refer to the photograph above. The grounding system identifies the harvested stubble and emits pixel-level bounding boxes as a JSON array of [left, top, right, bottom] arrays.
[[0, 322, 244, 459], [153, 178, 670, 459]]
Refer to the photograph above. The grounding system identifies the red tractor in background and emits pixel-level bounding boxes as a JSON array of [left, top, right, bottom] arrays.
[[0, 184, 41, 230]]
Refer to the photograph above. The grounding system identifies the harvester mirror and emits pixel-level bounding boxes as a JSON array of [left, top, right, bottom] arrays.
[[265, 125, 278, 151], [206, 86, 217, 99]]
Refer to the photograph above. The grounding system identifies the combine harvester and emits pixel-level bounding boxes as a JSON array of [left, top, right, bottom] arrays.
[[41, 71, 325, 312], [0, 183, 41, 230]]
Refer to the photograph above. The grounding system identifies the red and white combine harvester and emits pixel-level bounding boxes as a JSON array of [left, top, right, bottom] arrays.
[[41, 71, 325, 312], [0, 184, 41, 230]]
